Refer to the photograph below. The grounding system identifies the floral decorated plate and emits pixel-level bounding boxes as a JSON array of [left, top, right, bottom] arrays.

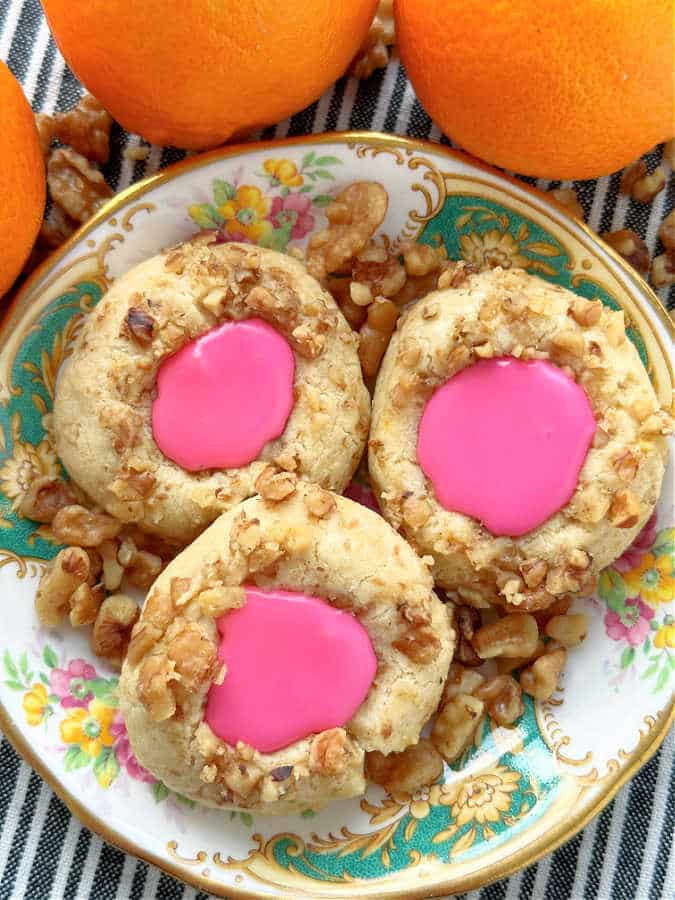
[[0, 133, 672, 899]]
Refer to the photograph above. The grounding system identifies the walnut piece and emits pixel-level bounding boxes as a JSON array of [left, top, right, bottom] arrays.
[[549, 188, 584, 219], [475, 674, 524, 726], [608, 489, 641, 529], [254, 467, 297, 502], [601, 230, 650, 273], [34, 113, 55, 159], [441, 661, 485, 705], [18, 475, 77, 523], [124, 306, 156, 345], [392, 625, 440, 664], [52, 505, 122, 547], [303, 485, 336, 518], [69, 582, 104, 627], [402, 241, 448, 277], [306, 182, 388, 280], [352, 245, 406, 298], [52, 95, 113, 165], [35, 547, 90, 627], [138, 653, 178, 721], [437, 260, 476, 290], [544, 613, 588, 647], [520, 648, 566, 700], [631, 166, 666, 203], [92, 595, 139, 668], [358, 298, 399, 377], [620, 160, 647, 195], [431, 695, 484, 763], [47, 147, 113, 224], [309, 729, 349, 775], [651, 252, 675, 289], [350, 0, 395, 79], [659, 210, 675, 252], [366, 739, 443, 794], [473, 613, 540, 659]]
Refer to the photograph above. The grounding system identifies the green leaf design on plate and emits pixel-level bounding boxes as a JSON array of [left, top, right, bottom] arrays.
[[301, 151, 316, 168], [188, 203, 223, 230], [93, 747, 120, 788], [212, 178, 235, 205], [643, 637, 652, 654], [240, 812, 253, 827], [652, 528, 675, 557], [39, 673, 49, 685], [301, 809, 316, 818], [313, 156, 342, 167], [620, 646, 635, 669], [280, 185, 290, 197], [3, 651, 19, 683], [84, 678, 119, 708], [598, 569, 626, 610], [314, 169, 335, 180], [4, 680, 24, 692], [153, 781, 170, 803], [19, 651, 32, 684], [42, 646, 58, 669], [312, 194, 334, 207], [655, 666, 670, 692], [64, 746, 91, 772]]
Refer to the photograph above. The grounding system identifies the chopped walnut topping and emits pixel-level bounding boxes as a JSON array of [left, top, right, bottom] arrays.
[[303, 485, 337, 518], [138, 653, 178, 721], [442, 662, 485, 704], [402, 241, 447, 277], [437, 261, 476, 290], [569, 297, 602, 328], [392, 625, 440, 664], [568, 548, 591, 570], [254, 466, 297, 502], [306, 182, 388, 280], [47, 148, 113, 224], [69, 582, 104, 627], [52, 505, 122, 547], [126, 551, 164, 590], [349, 281, 373, 307], [612, 449, 639, 482], [124, 306, 156, 345], [35, 547, 90, 627], [166, 621, 217, 690], [605, 312, 626, 347], [401, 495, 432, 529], [92, 595, 139, 668], [551, 329, 585, 356], [549, 188, 584, 219], [198, 585, 245, 617], [651, 252, 675, 289], [571, 483, 610, 524], [309, 729, 348, 775], [608, 489, 641, 529], [352, 247, 406, 298], [520, 558, 548, 589], [601, 230, 650, 273], [18, 475, 77, 523], [52, 95, 113, 165]]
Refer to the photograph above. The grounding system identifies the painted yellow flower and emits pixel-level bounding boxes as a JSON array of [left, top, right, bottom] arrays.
[[23, 683, 49, 726], [218, 185, 272, 242], [443, 765, 520, 827], [0, 438, 60, 511], [623, 552, 674, 606], [459, 229, 530, 270], [654, 623, 675, 649], [263, 158, 303, 188], [60, 698, 115, 758], [392, 782, 454, 820]]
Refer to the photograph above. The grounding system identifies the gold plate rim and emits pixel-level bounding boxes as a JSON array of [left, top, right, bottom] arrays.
[[0, 130, 672, 899]]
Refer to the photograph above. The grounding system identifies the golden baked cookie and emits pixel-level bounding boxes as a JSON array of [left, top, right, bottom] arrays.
[[54, 240, 370, 544], [118, 482, 454, 814], [369, 265, 671, 611]]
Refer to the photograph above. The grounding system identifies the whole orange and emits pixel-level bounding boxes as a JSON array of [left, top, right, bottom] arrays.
[[395, 0, 675, 179], [0, 61, 45, 298], [41, 0, 377, 149]]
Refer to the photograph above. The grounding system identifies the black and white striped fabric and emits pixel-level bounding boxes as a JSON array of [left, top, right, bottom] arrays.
[[1, 2, 673, 898]]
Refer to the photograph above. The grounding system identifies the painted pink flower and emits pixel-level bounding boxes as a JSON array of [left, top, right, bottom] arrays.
[[604, 597, 655, 646], [344, 480, 380, 514], [50, 659, 96, 709], [614, 513, 658, 573], [111, 713, 155, 783], [269, 194, 315, 240]]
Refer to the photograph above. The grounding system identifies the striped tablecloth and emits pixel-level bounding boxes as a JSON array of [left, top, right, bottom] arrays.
[[1, 1, 673, 898]]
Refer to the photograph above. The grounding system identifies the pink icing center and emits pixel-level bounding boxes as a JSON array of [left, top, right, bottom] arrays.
[[151, 318, 294, 471], [417, 357, 596, 537], [205, 587, 377, 754]]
